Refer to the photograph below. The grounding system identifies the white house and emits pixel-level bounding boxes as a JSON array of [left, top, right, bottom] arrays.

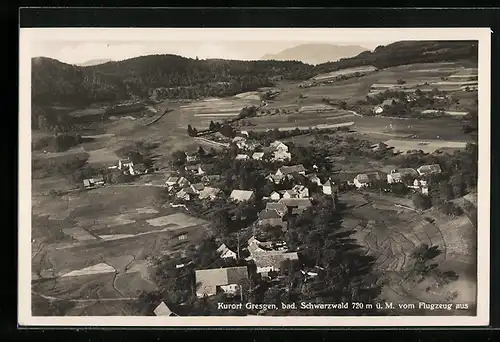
[[270, 141, 289, 152], [165, 176, 180, 187], [118, 158, 134, 171], [322, 179, 337, 195], [269, 191, 281, 201], [353, 172, 381, 189], [252, 152, 265, 160], [195, 266, 248, 298], [230, 189, 255, 202], [282, 189, 298, 199], [387, 168, 418, 184], [235, 154, 249, 160], [217, 244, 237, 260], [417, 164, 442, 177]]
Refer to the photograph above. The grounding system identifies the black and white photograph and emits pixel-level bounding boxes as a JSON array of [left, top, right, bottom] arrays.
[[19, 27, 491, 327]]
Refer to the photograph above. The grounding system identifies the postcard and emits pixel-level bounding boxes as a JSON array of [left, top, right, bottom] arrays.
[[19, 27, 490, 327]]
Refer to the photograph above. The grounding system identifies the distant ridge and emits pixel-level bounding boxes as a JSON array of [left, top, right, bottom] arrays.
[[76, 59, 113, 67], [261, 44, 368, 65]]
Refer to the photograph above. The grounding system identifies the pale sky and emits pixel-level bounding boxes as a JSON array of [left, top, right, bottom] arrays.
[[30, 40, 393, 65]]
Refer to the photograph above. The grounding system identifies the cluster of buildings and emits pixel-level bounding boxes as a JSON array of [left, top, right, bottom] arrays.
[[194, 236, 301, 299], [351, 163, 442, 195], [233, 138, 292, 162], [83, 158, 147, 190]]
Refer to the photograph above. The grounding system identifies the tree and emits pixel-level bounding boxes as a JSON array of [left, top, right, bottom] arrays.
[[412, 192, 431, 210], [187, 124, 194, 137], [171, 150, 187, 166], [209, 121, 216, 131], [197, 146, 206, 158]]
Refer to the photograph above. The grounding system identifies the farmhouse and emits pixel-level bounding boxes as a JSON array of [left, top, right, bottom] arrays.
[[279, 198, 313, 214], [251, 251, 299, 277], [270, 141, 289, 152], [269, 191, 281, 201], [322, 180, 338, 195], [235, 154, 249, 160], [373, 98, 401, 114], [267, 174, 285, 184], [292, 185, 310, 198], [353, 172, 381, 188], [201, 175, 221, 184], [118, 158, 134, 171], [387, 168, 419, 184], [265, 202, 288, 217], [272, 150, 292, 162], [83, 176, 105, 190], [230, 189, 255, 202], [371, 142, 389, 152], [417, 164, 442, 176], [198, 187, 222, 200], [195, 266, 249, 298], [176, 187, 196, 201], [282, 189, 298, 199], [186, 154, 198, 163], [154, 302, 177, 316], [190, 183, 205, 194], [252, 152, 265, 160], [257, 210, 286, 229], [217, 244, 237, 260], [185, 164, 205, 175], [232, 136, 248, 150], [276, 164, 306, 177], [308, 174, 322, 186]]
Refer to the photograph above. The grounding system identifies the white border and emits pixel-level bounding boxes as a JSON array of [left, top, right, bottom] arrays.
[[19, 28, 491, 327]]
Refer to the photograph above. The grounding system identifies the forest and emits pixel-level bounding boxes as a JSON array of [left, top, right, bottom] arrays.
[[32, 40, 478, 109]]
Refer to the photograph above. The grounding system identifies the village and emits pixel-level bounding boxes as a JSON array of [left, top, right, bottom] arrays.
[[78, 125, 456, 316]]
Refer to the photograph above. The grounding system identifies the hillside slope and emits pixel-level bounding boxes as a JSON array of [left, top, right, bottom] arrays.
[[312, 40, 478, 75], [261, 44, 367, 65]]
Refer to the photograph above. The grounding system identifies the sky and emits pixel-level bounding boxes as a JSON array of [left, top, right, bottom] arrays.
[[30, 40, 394, 65]]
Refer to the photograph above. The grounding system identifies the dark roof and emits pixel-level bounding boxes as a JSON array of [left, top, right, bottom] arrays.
[[279, 164, 306, 175], [195, 266, 249, 297], [191, 183, 205, 191], [259, 210, 282, 220], [253, 252, 299, 269], [265, 202, 288, 216], [279, 198, 312, 208]]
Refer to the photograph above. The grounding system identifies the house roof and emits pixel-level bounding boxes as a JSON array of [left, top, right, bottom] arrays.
[[230, 189, 254, 201], [292, 185, 306, 192], [154, 302, 174, 316], [185, 164, 202, 170], [120, 158, 132, 163], [83, 179, 91, 186], [191, 183, 205, 191], [265, 202, 288, 215], [278, 164, 306, 175], [417, 164, 442, 175], [199, 187, 221, 199], [195, 266, 249, 297], [270, 141, 287, 148], [232, 136, 246, 143], [323, 180, 332, 187], [279, 198, 312, 209], [217, 244, 234, 255], [259, 209, 282, 220], [283, 190, 298, 197], [252, 252, 299, 270], [236, 154, 249, 159], [392, 168, 418, 178], [252, 152, 265, 158], [355, 172, 381, 184]]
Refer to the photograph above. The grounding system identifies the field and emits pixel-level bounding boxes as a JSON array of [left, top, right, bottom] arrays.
[[340, 191, 477, 315], [31, 184, 209, 315]]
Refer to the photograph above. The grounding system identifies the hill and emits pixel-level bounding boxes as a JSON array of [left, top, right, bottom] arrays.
[[261, 44, 367, 65], [32, 55, 314, 108], [312, 40, 478, 75], [76, 59, 113, 67], [31, 41, 478, 112]]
